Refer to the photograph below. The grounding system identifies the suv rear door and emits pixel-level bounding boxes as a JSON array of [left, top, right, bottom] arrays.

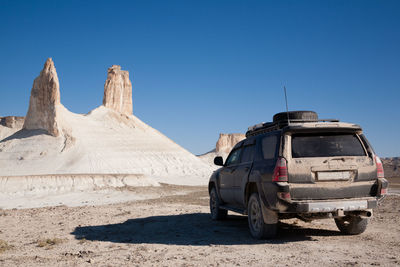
[[285, 131, 377, 200]]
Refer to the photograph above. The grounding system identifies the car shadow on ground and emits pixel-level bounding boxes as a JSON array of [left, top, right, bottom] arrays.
[[71, 213, 341, 245]]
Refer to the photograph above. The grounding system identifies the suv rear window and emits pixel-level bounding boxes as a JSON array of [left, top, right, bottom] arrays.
[[241, 145, 255, 163], [291, 133, 366, 158]]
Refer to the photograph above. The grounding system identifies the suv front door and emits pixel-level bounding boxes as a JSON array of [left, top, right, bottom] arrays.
[[219, 146, 243, 205], [233, 138, 256, 207]]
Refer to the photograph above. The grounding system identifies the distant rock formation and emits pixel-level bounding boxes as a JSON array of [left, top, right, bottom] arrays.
[[103, 65, 133, 115], [23, 58, 63, 137], [216, 133, 246, 154], [382, 157, 400, 178], [0, 116, 24, 128], [197, 133, 246, 165]]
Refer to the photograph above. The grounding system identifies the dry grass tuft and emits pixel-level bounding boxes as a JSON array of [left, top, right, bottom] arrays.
[[0, 240, 13, 253], [37, 238, 64, 248], [0, 209, 7, 216]]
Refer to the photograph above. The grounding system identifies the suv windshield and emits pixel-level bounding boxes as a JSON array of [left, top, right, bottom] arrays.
[[291, 133, 366, 158]]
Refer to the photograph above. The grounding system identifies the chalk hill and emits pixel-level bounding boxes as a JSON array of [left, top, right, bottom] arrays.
[[0, 59, 213, 185]]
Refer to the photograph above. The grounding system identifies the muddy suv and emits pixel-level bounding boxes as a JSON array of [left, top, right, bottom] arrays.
[[209, 111, 388, 239]]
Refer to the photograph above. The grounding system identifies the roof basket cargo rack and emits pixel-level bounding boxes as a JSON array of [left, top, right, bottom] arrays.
[[245, 111, 339, 137]]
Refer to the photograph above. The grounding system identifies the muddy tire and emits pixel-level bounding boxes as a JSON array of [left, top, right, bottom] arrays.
[[247, 193, 277, 239], [209, 187, 227, 220], [335, 216, 369, 235]]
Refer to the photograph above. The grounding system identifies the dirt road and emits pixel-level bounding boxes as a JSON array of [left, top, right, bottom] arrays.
[[0, 185, 399, 266]]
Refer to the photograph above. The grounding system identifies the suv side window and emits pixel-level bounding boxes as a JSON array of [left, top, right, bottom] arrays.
[[262, 134, 279, 160], [241, 145, 255, 163], [225, 148, 242, 166]]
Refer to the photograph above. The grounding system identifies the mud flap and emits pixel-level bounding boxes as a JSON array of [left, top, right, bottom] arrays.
[[260, 195, 278, 224]]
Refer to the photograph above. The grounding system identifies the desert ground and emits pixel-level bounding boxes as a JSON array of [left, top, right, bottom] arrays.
[[0, 178, 399, 267]]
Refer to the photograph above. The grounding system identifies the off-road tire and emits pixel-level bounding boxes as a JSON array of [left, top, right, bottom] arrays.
[[209, 187, 227, 220], [335, 216, 369, 235], [273, 111, 318, 123], [247, 193, 277, 239]]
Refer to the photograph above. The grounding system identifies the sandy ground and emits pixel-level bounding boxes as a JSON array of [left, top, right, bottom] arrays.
[[0, 182, 399, 267]]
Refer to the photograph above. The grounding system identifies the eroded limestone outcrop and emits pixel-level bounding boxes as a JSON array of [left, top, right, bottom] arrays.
[[0, 116, 25, 128], [103, 65, 133, 115], [23, 58, 62, 136], [216, 133, 246, 154]]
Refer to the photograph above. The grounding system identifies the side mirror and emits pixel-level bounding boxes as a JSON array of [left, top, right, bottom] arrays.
[[214, 156, 224, 166]]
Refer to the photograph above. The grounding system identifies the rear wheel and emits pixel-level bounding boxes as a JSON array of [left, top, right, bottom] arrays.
[[247, 193, 277, 239], [335, 216, 368, 235], [209, 187, 227, 220]]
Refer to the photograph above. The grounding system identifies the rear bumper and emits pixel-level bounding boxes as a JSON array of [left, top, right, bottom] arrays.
[[289, 182, 375, 200], [259, 178, 388, 213], [283, 198, 377, 213]]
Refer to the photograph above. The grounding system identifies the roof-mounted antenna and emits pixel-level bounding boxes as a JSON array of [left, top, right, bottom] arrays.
[[284, 86, 290, 125]]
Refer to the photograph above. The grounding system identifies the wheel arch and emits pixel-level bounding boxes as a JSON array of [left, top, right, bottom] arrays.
[[245, 182, 259, 207], [208, 181, 216, 193]]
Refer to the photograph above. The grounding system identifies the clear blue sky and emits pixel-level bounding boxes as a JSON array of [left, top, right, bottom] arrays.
[[1, 0, 399, 156]]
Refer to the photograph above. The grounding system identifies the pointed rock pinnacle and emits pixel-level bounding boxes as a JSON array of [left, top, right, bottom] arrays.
[[23, 58, 62, 136], [103, 65, 133, 115]]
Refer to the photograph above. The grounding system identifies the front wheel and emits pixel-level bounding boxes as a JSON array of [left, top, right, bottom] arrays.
[[209, 187, 227, 220], [335, 216, 369, 235], [247, 193, 277, 239]]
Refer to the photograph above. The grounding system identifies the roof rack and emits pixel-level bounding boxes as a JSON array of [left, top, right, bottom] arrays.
[[245, 111, 339, 137], [246, 122, 279, 137]]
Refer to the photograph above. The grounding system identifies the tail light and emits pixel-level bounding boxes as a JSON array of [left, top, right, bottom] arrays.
[[380, 187, 387, 196], [277, 192, 291, 199], [375, 156, 384, 178], [273, 157, 288, 182]]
